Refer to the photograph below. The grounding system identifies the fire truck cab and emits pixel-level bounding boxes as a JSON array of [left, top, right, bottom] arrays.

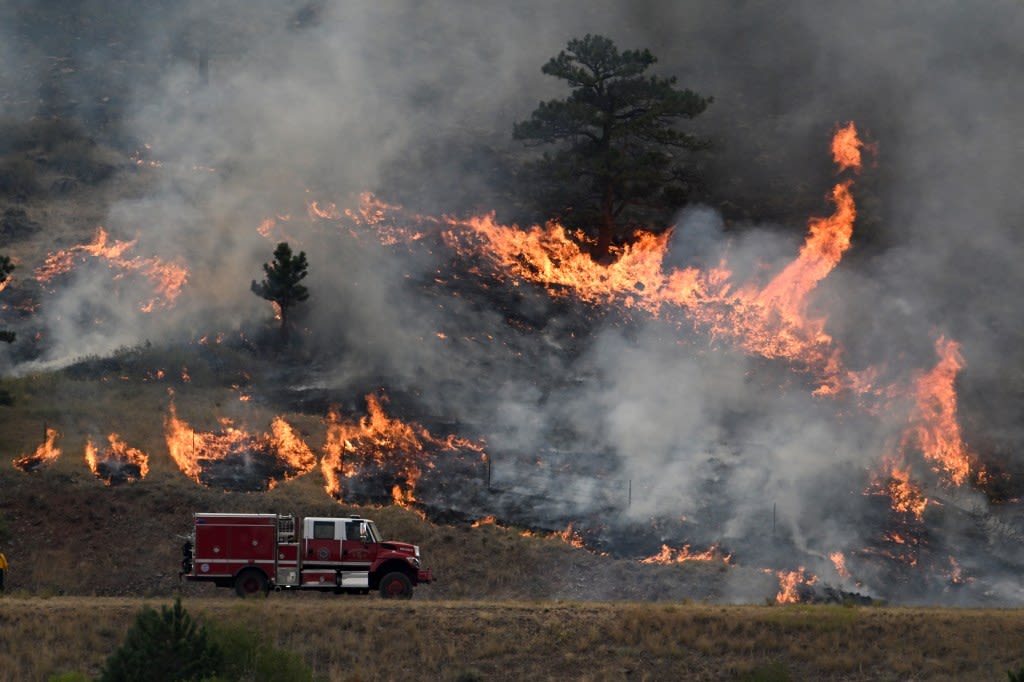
[[180, 512, 432, 599]]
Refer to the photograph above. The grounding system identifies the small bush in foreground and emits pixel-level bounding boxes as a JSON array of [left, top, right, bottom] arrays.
[[99, 598, 220, 682]]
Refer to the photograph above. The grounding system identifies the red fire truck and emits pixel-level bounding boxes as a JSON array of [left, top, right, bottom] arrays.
[[180, 512, 433, 598]]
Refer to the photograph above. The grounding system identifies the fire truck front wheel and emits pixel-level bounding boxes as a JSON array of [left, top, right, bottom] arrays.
[[378, 572, 413, 599], [234, 568, 269, 598]]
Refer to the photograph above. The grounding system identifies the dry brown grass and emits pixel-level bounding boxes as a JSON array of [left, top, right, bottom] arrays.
[[2, 597, 1024, 681]]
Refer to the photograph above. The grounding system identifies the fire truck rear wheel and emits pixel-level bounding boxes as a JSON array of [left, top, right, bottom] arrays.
[[378, 572, 413, 599], [234, 568, 269, 598]]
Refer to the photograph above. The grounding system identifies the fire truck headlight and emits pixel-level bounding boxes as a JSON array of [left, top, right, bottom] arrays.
[[407, 556, 421, 569]]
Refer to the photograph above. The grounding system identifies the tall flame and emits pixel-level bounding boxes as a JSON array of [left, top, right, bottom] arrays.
[[84, 433, 150, 485], [321, 392, 486, 506], [775, 567, 817, 604], [870, 337, 980, 518], [12, 427, 62, 472], [164, 403, 315, 488], [830, 551, 849, 578], [831, 121, 864, 173], [906, 337, 975, 486]]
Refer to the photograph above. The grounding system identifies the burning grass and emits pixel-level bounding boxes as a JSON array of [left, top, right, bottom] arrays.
[[0, 122, 1017, 607], [0, 338, 1014, 607]]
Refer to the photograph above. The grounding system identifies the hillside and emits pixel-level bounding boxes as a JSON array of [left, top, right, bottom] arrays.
[[0, 433, 775, 603], [3, 0, 1024, 616]]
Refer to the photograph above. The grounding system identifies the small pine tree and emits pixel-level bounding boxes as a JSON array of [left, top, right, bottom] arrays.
[[99, 598, 221, 682], [250, 242, 309, 346]]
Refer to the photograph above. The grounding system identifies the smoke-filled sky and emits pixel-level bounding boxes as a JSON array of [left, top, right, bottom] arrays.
[[2, 0, 1023, 602]]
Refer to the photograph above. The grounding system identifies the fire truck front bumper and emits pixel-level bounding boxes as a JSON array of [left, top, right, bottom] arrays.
[[417, 568, 434, 584]]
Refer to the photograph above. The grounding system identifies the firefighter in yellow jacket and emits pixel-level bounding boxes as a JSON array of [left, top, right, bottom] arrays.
[[0, 551, 7, 592]]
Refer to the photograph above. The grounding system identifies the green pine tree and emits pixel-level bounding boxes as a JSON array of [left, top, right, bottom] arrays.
[[251, 242, 310, 346], [514, 34, 712, 261], [99, 598, 221, 682]]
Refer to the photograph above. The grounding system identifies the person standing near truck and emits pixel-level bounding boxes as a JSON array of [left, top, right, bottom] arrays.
[[0, 551, 8, 592]]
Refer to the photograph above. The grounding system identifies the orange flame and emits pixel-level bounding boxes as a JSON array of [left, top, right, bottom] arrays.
[[830, 551, 849, 578], [554, 523, 587, 549], [344, 192, 403, 226], [906, 337, 976, 486], [434, 125, 861, 391], [12, 427, 62, 472], [878, 462, 929, 520], [321, 392, 486, 506], [296, 124, 981, 525], [640, 543, 732, 565], [300, 126, 861, 396], [35, 227, 188, 311], [342, 192, 429, 244], [775, 567, 817, 604], [257, 214, 298, 243], [947, 555, 966, 585], [84, 433, 150, 485], [831, 121, 864, 173], [868, 337, 979, 517], [163, 403, 315, 488], [308, 200, 341, 221]]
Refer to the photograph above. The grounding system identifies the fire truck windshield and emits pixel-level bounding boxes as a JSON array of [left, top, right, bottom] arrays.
[[365, 521, 382, 543]]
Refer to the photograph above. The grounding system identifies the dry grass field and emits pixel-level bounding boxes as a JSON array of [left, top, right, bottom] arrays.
[[3, 595, 1024, 681]]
